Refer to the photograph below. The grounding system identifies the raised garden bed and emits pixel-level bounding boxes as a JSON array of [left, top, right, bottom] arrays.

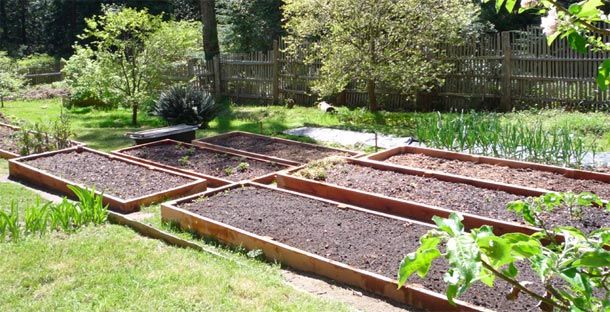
[[367, 145, 610, 200], [277, 158, 610, 234], [113, 140, 292, 186], [192, 131, 361, 165], [0, 122, 83, 159], [162, 182, 544, 312], [9, 146, 207, 213]]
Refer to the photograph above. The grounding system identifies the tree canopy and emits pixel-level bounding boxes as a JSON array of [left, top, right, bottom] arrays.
[[283, 0, 480, 111]]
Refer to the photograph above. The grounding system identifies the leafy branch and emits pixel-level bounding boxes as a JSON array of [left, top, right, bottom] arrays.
[[398, 192, 610, 311]]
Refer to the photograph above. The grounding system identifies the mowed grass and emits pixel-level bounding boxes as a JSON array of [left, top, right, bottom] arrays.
[[3, 98, 610, 152], [0, 225, 347, 311]]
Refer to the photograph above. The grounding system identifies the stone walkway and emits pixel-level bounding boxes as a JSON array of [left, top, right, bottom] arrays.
[[284, 127, 413, 149]]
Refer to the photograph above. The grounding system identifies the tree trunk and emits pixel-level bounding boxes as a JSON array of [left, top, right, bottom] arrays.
[[200, 0, 220, 61], [367, 79, 377, 112], [1, 95, 4, 108], [132, 104, 138, 126]]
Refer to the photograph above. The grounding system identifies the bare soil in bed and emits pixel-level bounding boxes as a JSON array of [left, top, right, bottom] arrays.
[[306, 162, 609, 233], [123, 142, 287, 181], [388, 153, 610, 200], [24, 150, 194, 199], [201, 132, 350, 163], [0, 126, 20, 154], [178, 186, 542, 311]]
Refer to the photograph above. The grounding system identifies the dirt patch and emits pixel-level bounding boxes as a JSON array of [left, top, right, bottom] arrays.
[[201, 132, 351, 163], [0, 125, 20, 154], [388, 153, 610, 200], [24, 150, 194, 199], [178, 186, 541, 311], [297, 162, 609, 233], [122, 142, 287, 181]]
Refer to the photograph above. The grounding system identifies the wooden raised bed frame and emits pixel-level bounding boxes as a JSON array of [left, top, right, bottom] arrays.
[[161, 182, 486, 312], [9, 146, 207, 213], [276, 157, 542, 236], [192, 131, 363, 166], [366, 145, 610, 183], [0, 122, 85, 159], [112, 139, 294, 187]]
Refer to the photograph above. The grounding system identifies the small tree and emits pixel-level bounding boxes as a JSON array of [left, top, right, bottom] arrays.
[[0, 51, 24, 108], [66, 6, 202, 125], [283, 0, 479, 111]]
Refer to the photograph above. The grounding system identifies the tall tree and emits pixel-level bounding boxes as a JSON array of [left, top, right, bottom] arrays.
[[200, 0, 220, 60], [283, 0, 479, 111]]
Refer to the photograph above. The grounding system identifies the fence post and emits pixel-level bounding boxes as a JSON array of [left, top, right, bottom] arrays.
[[213, 55, 221, 97], [500, 31, 512, 111], [272, 40, 280, 104]]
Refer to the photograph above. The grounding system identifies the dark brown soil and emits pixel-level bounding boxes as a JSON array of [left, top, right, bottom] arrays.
[[388, 153, 610, 200], [0, 125, 20, 154], [308, 162, 609, 233], [24, 150, 194, 199], [179, 186, 542, 311], [122, 142, 287, 181], [201, 132, 350, 163]]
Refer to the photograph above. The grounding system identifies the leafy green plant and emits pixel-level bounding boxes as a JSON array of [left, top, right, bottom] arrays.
[[16, 113, 74, 155], [224, 167, 235, 176], [178, 156, 190, 166], [0, 186, 108, 241], [398, 192, 610, 311], [237, 162, 250, 172], [16, 53, 57, 75], [0, 51, 25, 108], [414, 111, 597, 167], [150, 84, 219, 128]]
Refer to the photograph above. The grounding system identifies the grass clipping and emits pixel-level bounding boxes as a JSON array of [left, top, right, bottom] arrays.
[[294, 156, 346, 181]]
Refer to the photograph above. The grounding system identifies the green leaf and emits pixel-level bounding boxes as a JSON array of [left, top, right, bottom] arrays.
[[577, 0, 604, 19], [502, 263, 518, 279], [432, 213, 464, 237], [568, 3, 582, 15], [477, 236, 513, 268], [573, 250, 610, 267], [596, 59, 610, 91], [502, 233, 542, 258], [495, 0, 505, 13], [397, 234, 442, 287], [546, 31, 561, 46], [576, 192, 602, 207], [504, 0, 517, 13]]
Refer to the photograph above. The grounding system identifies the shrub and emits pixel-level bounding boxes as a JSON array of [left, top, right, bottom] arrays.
[[150, 84, 219, 128], [16, 53, 57, 75], [16, 114, 74, 155]]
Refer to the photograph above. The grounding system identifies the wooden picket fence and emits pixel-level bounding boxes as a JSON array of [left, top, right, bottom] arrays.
[[186, 26, 610, 111]]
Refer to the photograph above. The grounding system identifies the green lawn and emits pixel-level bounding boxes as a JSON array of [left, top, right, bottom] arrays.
[[3, 98, 610, 152], [0, 224, 347, 311]]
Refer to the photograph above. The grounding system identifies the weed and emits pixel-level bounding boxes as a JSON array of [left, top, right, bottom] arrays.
[[236, 162, 250, 172], [178, 155, 190, 166], [224, 167, 234, 176], [185, 147, 196, 157], [295, 157, 345, 181]]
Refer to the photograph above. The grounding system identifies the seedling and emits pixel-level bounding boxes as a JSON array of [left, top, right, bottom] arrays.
[[224, 167, 234, 176], [178, 155, 190, 166], [237, 162, 250, 172]]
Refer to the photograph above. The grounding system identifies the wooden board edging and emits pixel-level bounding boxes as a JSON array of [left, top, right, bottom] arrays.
[[192, 131, 363, 165], [9, 146, 207, 213], [112, 139, 293, 187], [161, 182, 489, 312]]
